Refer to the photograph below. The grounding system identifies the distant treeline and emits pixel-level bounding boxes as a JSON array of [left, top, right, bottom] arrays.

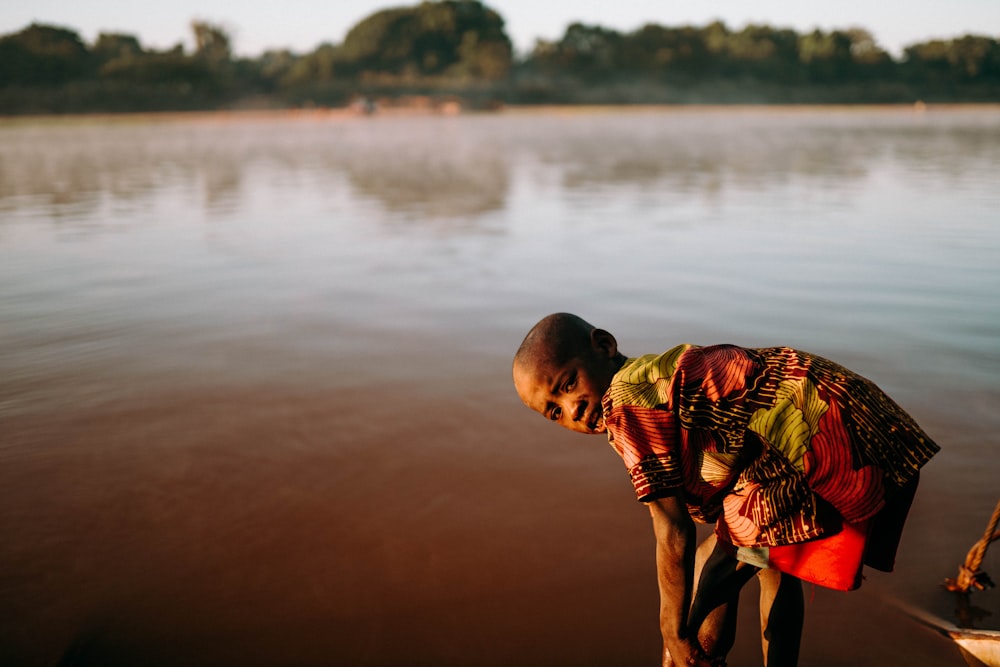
[[2, 0, 1000, 113]]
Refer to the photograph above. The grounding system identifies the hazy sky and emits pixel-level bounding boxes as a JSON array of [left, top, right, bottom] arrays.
[[4, 0, 1000, 57]]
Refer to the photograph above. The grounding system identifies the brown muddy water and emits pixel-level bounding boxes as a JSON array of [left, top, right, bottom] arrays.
[[1, 107, 999, 666]]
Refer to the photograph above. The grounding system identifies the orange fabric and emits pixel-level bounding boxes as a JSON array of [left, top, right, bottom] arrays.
[[740, 474, 918, 590], [766, 520, 871, 591]]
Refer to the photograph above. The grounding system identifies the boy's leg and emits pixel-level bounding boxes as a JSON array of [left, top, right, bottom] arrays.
[[757, 568, 803, 667], [688, 535, 758, 661]]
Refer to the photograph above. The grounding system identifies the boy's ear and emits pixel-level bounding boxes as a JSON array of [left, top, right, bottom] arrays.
[[590, 328, 617, 358]]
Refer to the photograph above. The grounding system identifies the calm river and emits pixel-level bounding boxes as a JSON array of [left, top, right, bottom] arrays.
[[1, 107, 998, 666]]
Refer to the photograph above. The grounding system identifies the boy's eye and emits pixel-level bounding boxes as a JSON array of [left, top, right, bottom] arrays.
[[550, 407, 562, 421], [564, 375, 576, 391]]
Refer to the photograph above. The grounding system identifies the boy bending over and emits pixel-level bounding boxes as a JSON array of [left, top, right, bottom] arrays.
[[512, 313, 939, 667]]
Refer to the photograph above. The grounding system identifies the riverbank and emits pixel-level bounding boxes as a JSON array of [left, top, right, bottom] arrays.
[[4, 100, 1000, 126]]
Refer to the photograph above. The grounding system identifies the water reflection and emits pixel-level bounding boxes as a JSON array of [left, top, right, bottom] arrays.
[[346, 152, 508, 219], [3, 109, 998, 235]]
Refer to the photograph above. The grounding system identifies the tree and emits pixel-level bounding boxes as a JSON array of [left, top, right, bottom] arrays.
[[0, 23, 91, 85], [335, 1, 512, 80], [281, 43, 339, 86], [191, 21, 231, 64], [798, 29, 855, 82], [904, 34, 1000, 83], [528, 23, 622, 79], [255, 49, 300, 88], [946, 35, 1000, 80], [93, 32, 143, 60]]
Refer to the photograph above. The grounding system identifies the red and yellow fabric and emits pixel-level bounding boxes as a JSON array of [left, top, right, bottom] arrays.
[[602, 344, 939, 590]]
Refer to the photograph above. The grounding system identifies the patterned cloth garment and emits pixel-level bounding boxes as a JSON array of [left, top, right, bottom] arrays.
[[602, 344, 940, 553]]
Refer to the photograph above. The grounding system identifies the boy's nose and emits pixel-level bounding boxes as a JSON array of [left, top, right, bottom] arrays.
[[572, 401, 587, 422]]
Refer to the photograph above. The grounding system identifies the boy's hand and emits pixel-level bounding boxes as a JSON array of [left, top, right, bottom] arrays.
[[662, 640, 720, 667]]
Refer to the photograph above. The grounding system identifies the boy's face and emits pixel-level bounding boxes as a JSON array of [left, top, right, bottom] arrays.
[[513, 329, 619, 435]]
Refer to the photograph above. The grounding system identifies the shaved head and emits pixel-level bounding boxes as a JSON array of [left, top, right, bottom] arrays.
[[513, 312, 596, 374]]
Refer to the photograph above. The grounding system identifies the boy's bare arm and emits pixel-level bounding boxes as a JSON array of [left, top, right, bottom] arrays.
[[648, 494, 714, 667]]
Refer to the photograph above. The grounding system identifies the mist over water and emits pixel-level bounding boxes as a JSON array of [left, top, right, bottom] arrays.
[[1, 107, 998, 666]]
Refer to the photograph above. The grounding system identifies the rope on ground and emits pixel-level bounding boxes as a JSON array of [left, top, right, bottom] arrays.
[[944, 498, 1000, 593]]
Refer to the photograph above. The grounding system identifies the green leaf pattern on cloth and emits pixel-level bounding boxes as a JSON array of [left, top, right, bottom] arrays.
[[748, 377, 828, 473]]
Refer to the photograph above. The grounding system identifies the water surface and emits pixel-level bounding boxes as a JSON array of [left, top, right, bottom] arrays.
[[1, 107, 998, 666]]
